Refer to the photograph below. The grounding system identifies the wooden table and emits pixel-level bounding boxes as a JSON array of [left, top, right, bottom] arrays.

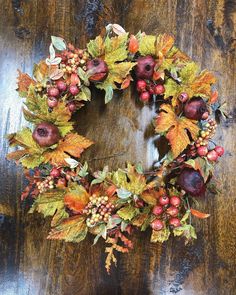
[[0, 0, 235, 294]]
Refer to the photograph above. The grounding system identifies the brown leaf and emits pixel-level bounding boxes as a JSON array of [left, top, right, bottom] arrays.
[[17, 70, 35, 93]]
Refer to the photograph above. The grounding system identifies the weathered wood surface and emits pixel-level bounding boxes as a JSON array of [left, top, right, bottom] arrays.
[[0, 0, 235, 294]]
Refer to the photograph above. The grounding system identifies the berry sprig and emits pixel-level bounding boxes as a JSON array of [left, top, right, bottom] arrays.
[[150, 195, 182, 231], [84, 195, 115, 227], [36, 176, 55, 193]]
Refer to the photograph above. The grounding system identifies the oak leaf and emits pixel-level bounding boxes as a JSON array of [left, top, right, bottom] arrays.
[[155, 104, 199, 158], [43, 133, 93, 166]]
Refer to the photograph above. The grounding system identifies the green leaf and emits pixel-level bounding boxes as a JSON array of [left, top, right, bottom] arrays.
[[93, 224, 107, 245], [29, 190, 65, 217], [77, 67, 90, 85], [117, 204, 137, 221], [117, 188, 132, 199], [51, 36, 67, 51], [104, 34, 128, 64], [150, 227, 170, 243], [104, 86, 113, 104], [139, 35, 156, 56], [76, 86, 91, 101], [78, 162, 89, 178], [179, 62, 199, 84], [87, 35, 105, 57]]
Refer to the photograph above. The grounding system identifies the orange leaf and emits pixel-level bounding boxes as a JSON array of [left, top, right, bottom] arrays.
[[155, 34, 174, 57], [106, 185, 117, 197], [17, 70, 35, 93], [128, 35, 139, 54], [64, 185, 90, 213], [121, 75, 131, 89], [43, 133, 93, 166], [190, 208, 210, 219], [155, 104, 199, 158], [191, 70, 216, 98], [209, 90, 218, 104]]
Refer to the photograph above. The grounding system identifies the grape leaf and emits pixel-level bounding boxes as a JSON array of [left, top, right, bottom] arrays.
[[64, 183, 90, 214], [29, 190, 65, 217], [47, 215, 88, 243], [43, 133, 93, 166], [155, 104, 199, 158], [155, 33, 174, 57]]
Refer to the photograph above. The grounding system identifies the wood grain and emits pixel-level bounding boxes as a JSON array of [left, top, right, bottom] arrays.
[[0, 0, 235, 294]]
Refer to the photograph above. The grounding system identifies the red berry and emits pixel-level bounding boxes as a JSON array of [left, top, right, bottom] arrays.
[[166, 206, 179, 217], [159, 195, 170, 206], [69, 85, 79, 96], [56, 81, 67, 92], [201, 111, 209, 120], [47, 97, 58, 108], [152, 205, 163, 215], [154, 84, 165, 95], [178, 92, 189, 103], [214, 146, 224, 156], [139, 91, 150, 102], [169, 217, 181, 227], [136, 80, 147, 92], [170, 196, 181, 207], [197, 146, 208, 157], [47, 87, 59, 98], [67, 101, 77, 112], [150, 219, 164, 231], [50, 168, 61, 178], [207, 150, 218, 161]]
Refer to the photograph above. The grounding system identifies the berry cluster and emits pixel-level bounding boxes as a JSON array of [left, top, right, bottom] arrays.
[[136, 80, 165, 102], [36, 176, 55, 193], [60, 46, 89, 75], [83, 195, 115, 227], [150, 195, 182, 231], [196, 118, 217, 148]]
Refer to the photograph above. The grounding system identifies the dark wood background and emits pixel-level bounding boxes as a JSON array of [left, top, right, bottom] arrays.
[[0, 0, 236, 294]]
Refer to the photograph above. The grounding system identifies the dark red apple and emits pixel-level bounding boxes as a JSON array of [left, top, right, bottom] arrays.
[[178, 167, 206, 196], [184, 97, 208, 120], [135, 55, 155, 80], [32, 122, 60, 147], [86, 58, 108, 82]]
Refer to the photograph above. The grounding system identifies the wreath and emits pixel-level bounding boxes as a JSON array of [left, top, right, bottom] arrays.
[[7, 24, 225, 273]]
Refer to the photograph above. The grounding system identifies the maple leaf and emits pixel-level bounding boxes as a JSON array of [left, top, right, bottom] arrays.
[[111, 164, 147, 195], [139, 35, 156, 56], [164, 62, 216, 106], [104, 33, 129, 64], [47, 215, 88, 243], [117, 204, 137, 221], [17, 70, 36, 95], [64, 183, 90, 214], [140, 189, 159, 205], [155, 33, 174, 57], [87, 35, 105, 58], [7, 128, 46, 168], [155, 104, 199, 158], [43, 133, 93, 166], [29, 189, 65, 217], [33, 61, 50, 82]]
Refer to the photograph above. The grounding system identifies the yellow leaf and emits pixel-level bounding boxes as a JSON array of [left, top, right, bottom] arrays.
[[104, 34, 128, 63], [87, 35, 105, 58], [155, 34, 174, 57], [43, 133, 93, 166], [139, 35, 156, 55], [155, 104, 199, 158]]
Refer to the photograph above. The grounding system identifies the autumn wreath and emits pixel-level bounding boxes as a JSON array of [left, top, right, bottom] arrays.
[[7, 24, 226, 273]]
